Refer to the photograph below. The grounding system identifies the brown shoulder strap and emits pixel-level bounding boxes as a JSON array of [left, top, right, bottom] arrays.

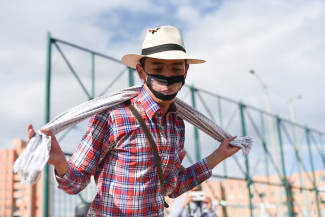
[[125, 100, 169, 208]]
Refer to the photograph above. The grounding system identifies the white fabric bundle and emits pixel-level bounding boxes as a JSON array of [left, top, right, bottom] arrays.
[[13, 85, 252, 185]]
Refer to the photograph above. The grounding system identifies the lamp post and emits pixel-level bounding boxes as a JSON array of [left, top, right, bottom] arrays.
[[288, 95, 310, 216], [249, 70, 279, 165], [249, 70, 284, 217], [288, 95, 302, 125]]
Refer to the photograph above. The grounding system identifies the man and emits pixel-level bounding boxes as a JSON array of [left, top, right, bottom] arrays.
[[27, 26, 240, 216], [169, 185, 218, 217]]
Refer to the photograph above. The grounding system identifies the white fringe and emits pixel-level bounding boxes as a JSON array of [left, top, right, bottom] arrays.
[[12, 133, 51, 185]]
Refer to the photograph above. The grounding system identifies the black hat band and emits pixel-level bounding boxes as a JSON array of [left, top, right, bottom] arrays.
[[141, 43, 186, 55]]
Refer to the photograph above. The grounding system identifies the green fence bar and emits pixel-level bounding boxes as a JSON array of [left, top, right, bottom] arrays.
[[239, 102, 253, 217], [129, 67, 134, 87], [306, 126, 321, 217], [276, 116, 292, 217], [43, 32, 51, 217], [191, 85, 201, 162], [92, 52, 95, 99], [218, 96, 227, 177], [53, 42, 91, 99], [196, 91, 216, 122], [100, 68, 127, 96], [53, 38, 122, 63]]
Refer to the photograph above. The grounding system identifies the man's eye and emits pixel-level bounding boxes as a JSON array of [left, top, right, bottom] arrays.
[[154, 68, 163, 71], [173, 68, 182, 71]]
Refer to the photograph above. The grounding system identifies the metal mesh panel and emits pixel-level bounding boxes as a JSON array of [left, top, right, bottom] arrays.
[[48, 162, 97, 217]]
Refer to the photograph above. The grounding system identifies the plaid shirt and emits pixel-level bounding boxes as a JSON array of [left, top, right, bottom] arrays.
[[55, 87, 212, 216]]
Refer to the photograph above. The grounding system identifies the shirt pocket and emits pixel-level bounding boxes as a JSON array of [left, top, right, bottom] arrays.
[[115, 123, 156, 169]]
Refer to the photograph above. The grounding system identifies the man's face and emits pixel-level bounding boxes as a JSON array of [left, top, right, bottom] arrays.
[[136, 58, 189, 103], [142, 58, 188, 77]]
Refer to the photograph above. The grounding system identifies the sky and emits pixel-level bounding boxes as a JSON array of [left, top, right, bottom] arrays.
[[1, 0, 325, 178]]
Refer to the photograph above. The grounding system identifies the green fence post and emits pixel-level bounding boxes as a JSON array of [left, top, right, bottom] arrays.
[[91, 52, 95, 99], [276, 116, 292, 217], [218, 97, 227, 177], [43, 32, 51, 217], [239, 102, 253, 217], [129, 67, 134, 87], [191, 85, 201, 162], [306, 127, 321, 217]]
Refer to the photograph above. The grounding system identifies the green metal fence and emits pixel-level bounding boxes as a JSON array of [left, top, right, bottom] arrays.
[[48, 154, 97, 217], [180, 85, 325, 217], [44, 33, 325, 217]]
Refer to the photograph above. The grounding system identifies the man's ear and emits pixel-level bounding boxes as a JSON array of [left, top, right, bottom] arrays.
[[136, 64, 145, 81], [184, 64, 189, 79]]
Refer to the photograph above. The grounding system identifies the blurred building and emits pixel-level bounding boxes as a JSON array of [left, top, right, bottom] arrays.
[[166, 172, 325, 217], [0, 139, 43, 217]]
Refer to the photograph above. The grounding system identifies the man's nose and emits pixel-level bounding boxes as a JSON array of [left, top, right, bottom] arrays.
[[165, 68, 172, 77]]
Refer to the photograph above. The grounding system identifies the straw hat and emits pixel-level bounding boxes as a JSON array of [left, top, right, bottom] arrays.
[[121, 26, 206, 69]]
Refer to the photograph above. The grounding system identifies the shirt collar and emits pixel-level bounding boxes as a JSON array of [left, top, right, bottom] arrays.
[[167, 101, 178, 118], [135, 86, 178, 119]]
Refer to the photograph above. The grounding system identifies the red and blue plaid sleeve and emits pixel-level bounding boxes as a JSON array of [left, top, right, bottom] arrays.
[[55, 110, 115, 194], [55, 162, 90, 194], [167, 158, 212, 198]]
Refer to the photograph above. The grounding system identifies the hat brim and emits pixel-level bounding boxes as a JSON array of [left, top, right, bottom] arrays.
[[121, 50, 205, 69]]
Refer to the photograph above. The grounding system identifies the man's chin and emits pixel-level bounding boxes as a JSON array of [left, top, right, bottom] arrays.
[[159, 90, 177, 95], [144, 84, 176, 104]]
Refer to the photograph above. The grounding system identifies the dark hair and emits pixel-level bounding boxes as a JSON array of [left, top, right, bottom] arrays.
[[139, 57, 187, 70], [140, 57, 147, 69]]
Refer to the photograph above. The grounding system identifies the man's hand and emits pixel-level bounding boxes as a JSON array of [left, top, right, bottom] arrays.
[[217, 136, 241, 159], [27, 124, 36, 144], [27, 124, 68, 177], [206, 136, 240, 170], [202, 197, 212, 211], [182, 194, 194, 207]]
